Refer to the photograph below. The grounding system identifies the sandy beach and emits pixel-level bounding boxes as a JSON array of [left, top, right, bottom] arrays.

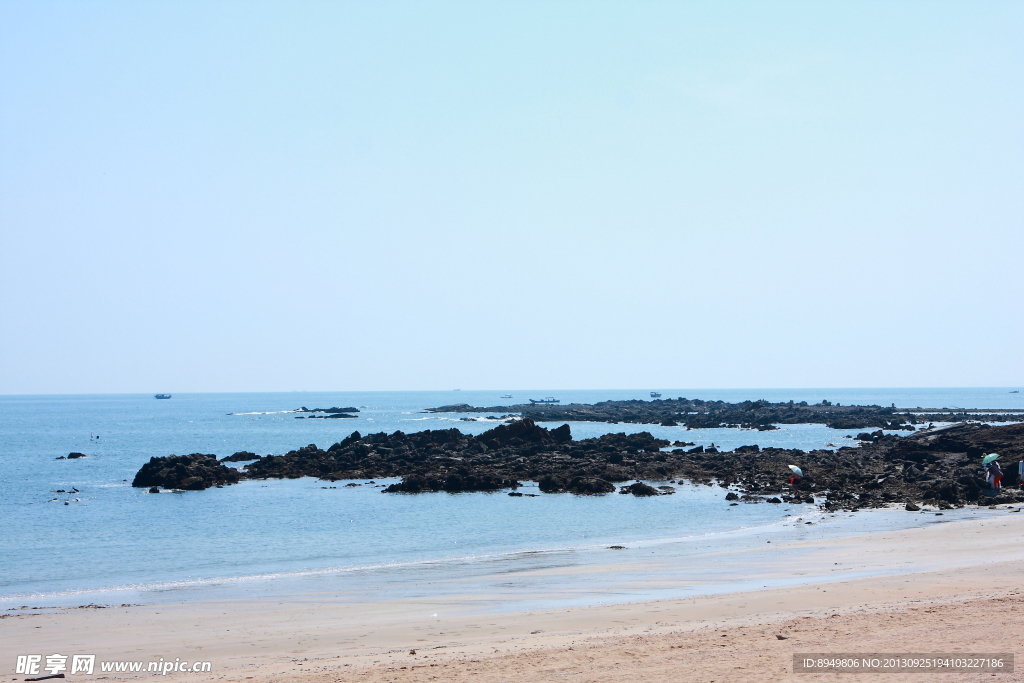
[[3, 508, 1022, 682]]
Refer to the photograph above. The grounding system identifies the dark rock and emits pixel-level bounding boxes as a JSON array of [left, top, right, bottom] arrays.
[[566, 477, 616, 494], [148, 487, 160, 493], [220, 451, 260, 462], [537, 474, 566, 493], [129, 416, 1024, 512], [619, 482, 661, 496], [426, 397, 948, 430], [132, 454, 240, 491], [382, 472, 520, 494], [478, 418, 567, 447], [550, 424, 572, 442], [766, 497, 782, 504], [725, 492, 739, 501], [67, 452, 86, 459]]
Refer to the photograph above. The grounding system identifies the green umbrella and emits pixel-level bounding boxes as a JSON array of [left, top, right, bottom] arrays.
[[788, 465, 803, 477], [982, 453, 1000, 465]]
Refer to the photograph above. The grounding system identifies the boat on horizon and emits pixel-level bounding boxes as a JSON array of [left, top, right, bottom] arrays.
[[650, 392, 661, 398], [154, 394, 172, 399], [500, 395, 513, 399], [529, 397, 559, 404]]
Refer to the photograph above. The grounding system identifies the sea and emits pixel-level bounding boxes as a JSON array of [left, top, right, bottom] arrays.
[[2, 388, 1020, 613]]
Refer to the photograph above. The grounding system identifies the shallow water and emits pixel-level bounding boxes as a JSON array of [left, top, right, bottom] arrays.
[[1, 388, 1018, 608]]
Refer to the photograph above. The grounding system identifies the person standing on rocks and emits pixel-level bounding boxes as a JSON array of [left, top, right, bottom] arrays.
[[987, 459, 1003, 494], [787, 465, 802, 495]]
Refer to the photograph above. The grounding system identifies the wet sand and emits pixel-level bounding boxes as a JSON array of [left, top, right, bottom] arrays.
[[2, 511, 1022, 682]]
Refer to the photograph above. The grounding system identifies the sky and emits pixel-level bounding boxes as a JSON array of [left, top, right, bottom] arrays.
[[1, 1, 1022, 394]]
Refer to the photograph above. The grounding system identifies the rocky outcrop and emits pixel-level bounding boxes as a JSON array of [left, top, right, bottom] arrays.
[[220, 451, 260, 462], [131, 419, 1024, 508], [618, 482, 662, 496], [293, 406, 359, 419], [427, 399, 1023, 430], [537, 474, 616, 494], [132, 454, 241, 490], [382, 473, 521, 493]]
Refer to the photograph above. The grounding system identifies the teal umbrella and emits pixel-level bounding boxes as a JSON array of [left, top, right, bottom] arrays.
[[982, 453, 1000, 465], [788, 465, 803, 477]]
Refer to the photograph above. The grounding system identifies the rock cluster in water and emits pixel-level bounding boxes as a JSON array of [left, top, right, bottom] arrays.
[[132, 453, 240, 490], [55, 452, 87, 460], [297, 406, 360, 413], [293, 406, 359, 419], [427, 398, 1024, 429], [132, 419, 1024, 509], [220, 451, 260, 462]]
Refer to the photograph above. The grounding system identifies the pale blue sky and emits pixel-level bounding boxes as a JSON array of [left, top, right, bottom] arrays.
[[1, 1, 1021, 393]]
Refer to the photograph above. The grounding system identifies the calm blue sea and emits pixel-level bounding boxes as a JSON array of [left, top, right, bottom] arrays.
[[1, 388, 1019, 610]]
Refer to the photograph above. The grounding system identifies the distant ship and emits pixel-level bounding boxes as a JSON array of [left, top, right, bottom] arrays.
[[529, 397, 560, 404], [154, 394, 172, 399], [1012, 390, 1020, 394], [501, 395, 513, 399], [650, 392, 662, 398]]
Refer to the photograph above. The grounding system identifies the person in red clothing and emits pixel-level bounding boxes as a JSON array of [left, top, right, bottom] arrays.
[[987, 460, 1003, 493]]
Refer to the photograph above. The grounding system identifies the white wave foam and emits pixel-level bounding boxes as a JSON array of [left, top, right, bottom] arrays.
[[228, 410, 302, 416]]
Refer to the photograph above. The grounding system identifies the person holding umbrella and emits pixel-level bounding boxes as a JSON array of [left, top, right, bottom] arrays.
[[788, 465, 803, 495], [983, 453, 1003, 494]]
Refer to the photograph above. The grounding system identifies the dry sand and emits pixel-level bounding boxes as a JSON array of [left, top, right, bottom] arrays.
[[3, 510, 1023, 682]]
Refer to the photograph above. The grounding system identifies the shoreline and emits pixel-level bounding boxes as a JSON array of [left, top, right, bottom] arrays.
[[1, 499, 1001, 610], [3, 512, 1022, 681]]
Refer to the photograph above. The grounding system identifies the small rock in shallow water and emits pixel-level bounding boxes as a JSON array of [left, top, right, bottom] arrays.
[[618, 482, 661, 496]]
